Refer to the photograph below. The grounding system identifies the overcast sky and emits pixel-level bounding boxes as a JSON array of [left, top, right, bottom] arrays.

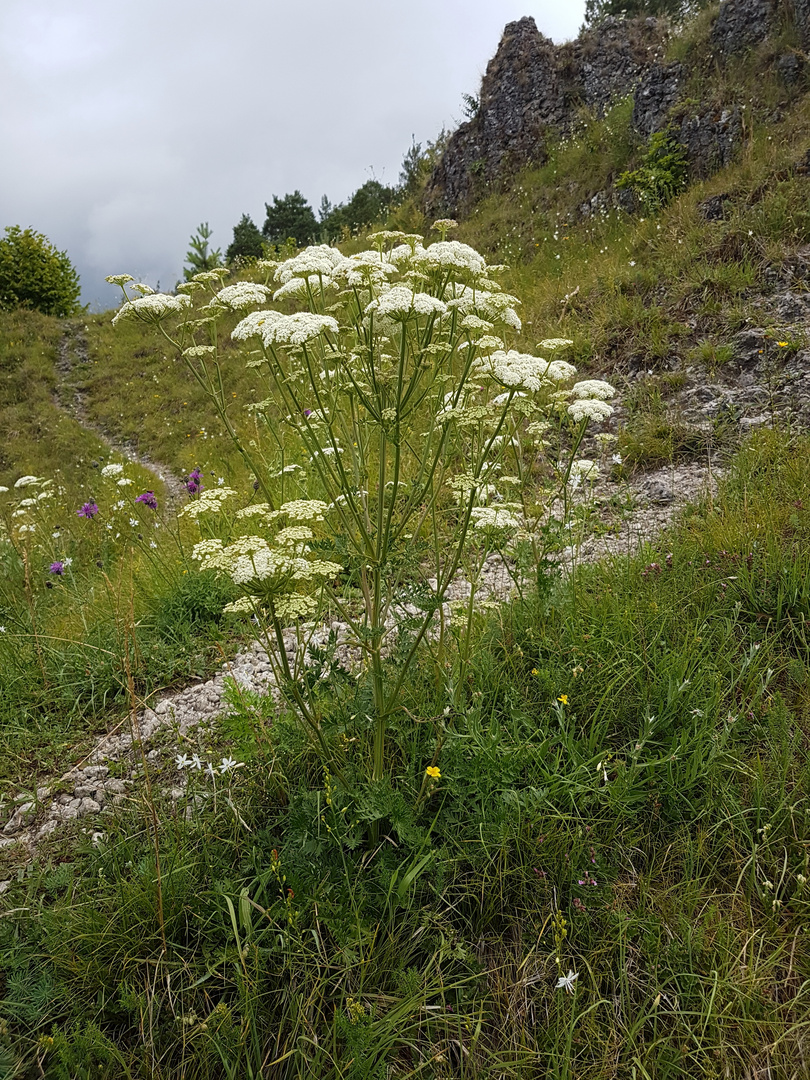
[[1, 1, 586, 310]]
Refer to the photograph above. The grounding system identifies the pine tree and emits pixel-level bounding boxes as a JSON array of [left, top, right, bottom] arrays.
[[226, 214, 264, 263], [183, 222, 222, 281], [262, 192, 318, 246]]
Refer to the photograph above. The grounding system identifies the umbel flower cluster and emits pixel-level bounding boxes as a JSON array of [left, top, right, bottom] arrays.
[[108, 227, 616, 780]]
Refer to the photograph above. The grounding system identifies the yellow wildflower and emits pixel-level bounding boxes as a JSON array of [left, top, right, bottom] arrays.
[[557, 694, 569, 705], [426, 765, 441, 779]]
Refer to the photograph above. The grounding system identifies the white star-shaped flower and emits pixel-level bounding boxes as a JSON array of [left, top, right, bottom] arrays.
[[555, 970, 579, 994]]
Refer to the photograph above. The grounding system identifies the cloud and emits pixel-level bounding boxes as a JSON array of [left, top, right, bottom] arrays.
[[0, 0, 586, 309]]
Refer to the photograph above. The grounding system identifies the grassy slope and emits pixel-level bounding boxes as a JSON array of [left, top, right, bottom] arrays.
[[1, 10, 810, 1076]]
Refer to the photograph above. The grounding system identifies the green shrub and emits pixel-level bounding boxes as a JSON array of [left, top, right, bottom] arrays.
[[618, 128, 689, 212], [0, 226, 81, 317]]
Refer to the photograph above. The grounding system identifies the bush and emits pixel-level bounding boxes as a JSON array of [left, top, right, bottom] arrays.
[[617, 127, 689, 211], [0, 226, 81, 317]]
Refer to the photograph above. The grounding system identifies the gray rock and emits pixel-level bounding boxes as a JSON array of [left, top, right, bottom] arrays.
[[425, 15, 668, 215], [676, 105, 743, 180], [711, 0, 777, 56], [632, 62, 683, 138], [774, 52, 806, 86], [698, 193, 733, 221], [640, 480, 676, 506], [733, 328, 770, 363], [3, 802, 35, 834]]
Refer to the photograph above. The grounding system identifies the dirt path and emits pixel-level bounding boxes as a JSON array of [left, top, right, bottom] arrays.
[[54, 321, 188, 503]]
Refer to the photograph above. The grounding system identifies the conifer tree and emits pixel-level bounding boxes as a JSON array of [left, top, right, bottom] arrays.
[[226, 214, 264, 263], [183, 222, 222, 281], [262, 192, 318, 246]]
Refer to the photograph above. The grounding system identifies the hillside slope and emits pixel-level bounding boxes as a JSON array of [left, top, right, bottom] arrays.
[[1, 3, 810, 1077]]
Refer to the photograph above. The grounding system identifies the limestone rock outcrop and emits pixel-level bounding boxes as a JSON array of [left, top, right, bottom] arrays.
[[425, 15, 668, 215], [425, 0, 808, 218]]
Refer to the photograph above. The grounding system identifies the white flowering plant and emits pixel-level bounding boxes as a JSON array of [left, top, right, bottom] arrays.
[[108, 228, 616, 786]]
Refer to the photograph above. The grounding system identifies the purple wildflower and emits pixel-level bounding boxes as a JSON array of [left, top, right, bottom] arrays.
[[77, 502, 99, 519], [49, 561, 64, 575], [135, 491, 158, 510], [303, 409, 312, 418], [185, 469, 203, 495]]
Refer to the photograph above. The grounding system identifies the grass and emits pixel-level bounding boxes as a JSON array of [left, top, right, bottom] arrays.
[[0, 311, 109, 487], [2, 9, 810, 1074], [2, 429, 809, 1078]]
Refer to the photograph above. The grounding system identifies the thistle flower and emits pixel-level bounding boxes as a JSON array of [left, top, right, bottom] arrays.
[[77, 502, 99, 519], [49, 561, 65, 575], [185, 468, 203, 495], [135, 491, 158, 510]]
